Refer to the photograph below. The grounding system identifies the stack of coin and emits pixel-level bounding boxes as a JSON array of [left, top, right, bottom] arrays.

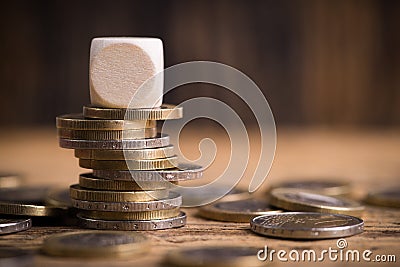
[[56, 105, 204, 230]]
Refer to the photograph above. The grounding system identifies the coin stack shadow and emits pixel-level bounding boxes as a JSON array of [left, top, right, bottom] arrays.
[[56, 104, 203, 230]]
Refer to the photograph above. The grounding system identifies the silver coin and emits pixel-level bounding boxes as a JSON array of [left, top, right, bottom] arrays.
[[56, 113, 155, 130], [269, 188, 364, 216], [165, 246, 263, 267], [251, 212, 364, 239], [0, 186, 51, 204], [0, 247, 33, 267], [183, 187, 250, 207], [270, 180, 351, 196], [77, 212, 186, 230], [74, 146, 175, 160], [71, 192, 182, 212], [93, 164, 204, 181], [199, 199, 281, 223], [59, 134, 169, 150], [79, 173, 176, 191], [0, 219, 31, 235]]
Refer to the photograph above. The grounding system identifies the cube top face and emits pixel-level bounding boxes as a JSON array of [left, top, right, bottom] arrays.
[[89, 37, 164, 109]]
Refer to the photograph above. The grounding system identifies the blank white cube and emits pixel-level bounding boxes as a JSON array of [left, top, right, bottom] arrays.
[[89, 37, 163, 108]]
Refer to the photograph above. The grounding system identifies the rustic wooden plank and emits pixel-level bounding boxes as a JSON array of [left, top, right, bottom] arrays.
[[0, 127, 399, 266]]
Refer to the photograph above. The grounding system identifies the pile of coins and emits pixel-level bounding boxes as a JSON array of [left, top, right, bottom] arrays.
[[56, 105, 203, 230], [198, 179, 367, 240]]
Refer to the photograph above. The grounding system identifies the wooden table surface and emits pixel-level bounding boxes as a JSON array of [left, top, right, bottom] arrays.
[[0, 126, 399, 266]]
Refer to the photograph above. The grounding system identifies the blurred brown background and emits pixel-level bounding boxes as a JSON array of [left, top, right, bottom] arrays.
[[0, 0, 399, 126]]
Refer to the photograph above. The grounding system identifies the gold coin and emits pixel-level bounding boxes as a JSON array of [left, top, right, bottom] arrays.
[[165, 246, 263, 267], [59, 133, 169, 150], [93, 163, 204, 181], [80, 207, 181, 220], [41, 230, 150, 258], [198, 199, 281, 223], [79, 173, 176, 191], [269, 188, 364, 216], [75, 146, 175, 160], [57, 127, 157, 140], [71, 192, 182, 212], [0, 173, 22, 188], [79, 157, 178, 170], [269, 180, 352, 196], [0, 202, 65, 217], [365, 188, 400, 208], [69, 184, 169, 202], [56, 113, 156, 130], [83, 104, 183, 120]]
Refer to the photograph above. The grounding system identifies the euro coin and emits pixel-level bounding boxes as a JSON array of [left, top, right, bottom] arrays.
[[56, 113, 155, 130], [251, 212, 364, 239], [77, 212, 186, 230], [93, 163, 204, 181], [270, 179, 351, 196], [0, 219, 31, 235], [69, 184, 169, 202], [71, 191, 181, 212], [83, 104, 183, 120], [59, 133, 169, 150], [75, 146, 174, 160], [78, 156, 178, 170], [198, 199, 281, 223], [269, 188, 364, 216]]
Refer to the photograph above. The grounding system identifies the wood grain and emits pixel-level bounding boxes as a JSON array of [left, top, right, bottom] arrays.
[[0, 127, 399, 266]]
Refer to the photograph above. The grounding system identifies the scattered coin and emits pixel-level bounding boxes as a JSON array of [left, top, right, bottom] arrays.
[[183, 187, 251, 207], [75, 146, 175, 160], [0, 219, 31, 235], [69, 184, 169, 202], [269, 188, 364, 216], [0, 173, 22, 188], [57, 127, 157, 140], [71, 191, 182, 212], [93, 164, 204, 181], [84, 104, 183, 120], [0, 202, 65, 217], [45, 188, 72, 208], [41, 230, 150, 258], [0, 247, 34, 267], [56, 113, 156, 130], [0, 186, 51, 204], [269, 180, 351, 196], [80, 207, 180, 220], [77, 211, 186, 230], [165, 246, 263, 267], [365, 187, 400, 208], [79, 173, 176, 191], [79, 156, 178, 171], [198, 199, 281, 223], [251, 212, 364, 239], [59, 133, 169, 150]]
